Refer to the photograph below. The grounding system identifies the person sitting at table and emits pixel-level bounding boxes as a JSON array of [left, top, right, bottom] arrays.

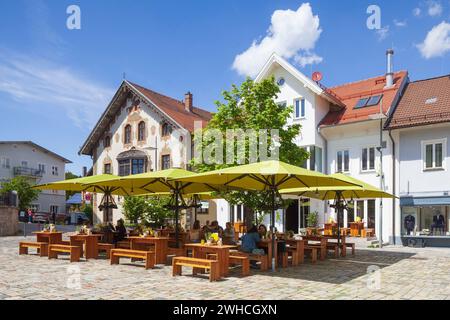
[[222, 222, 236, 245], [258, 224, 268, 239], [209, 220, 223, 237], [241, 225, 265, 268], [189, 220, 201, 243], [113, 219, 127, 244]]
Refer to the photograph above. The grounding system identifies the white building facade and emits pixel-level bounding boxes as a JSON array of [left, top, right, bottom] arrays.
[[79, 81, 211, 224], [0, 141, 71, 214], [214, 52, 408, 245]]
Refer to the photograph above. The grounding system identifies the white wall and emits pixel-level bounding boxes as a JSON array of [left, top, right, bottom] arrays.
[[323, 120, 394, 243], [0, 143, 67, 213], [92, 97, 190, 223], [398, 124, 450, 197]]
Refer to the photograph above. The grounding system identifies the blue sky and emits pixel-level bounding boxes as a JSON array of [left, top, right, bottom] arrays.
[[1, 0, 449, 175]]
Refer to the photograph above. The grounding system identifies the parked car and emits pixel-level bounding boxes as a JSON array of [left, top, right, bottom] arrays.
[[55, 212, 71, 225], [72, 212, 90, 225], [32, 212, 50, 224]]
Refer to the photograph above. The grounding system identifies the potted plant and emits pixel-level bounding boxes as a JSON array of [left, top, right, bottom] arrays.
[[306, 211, 319, 236]]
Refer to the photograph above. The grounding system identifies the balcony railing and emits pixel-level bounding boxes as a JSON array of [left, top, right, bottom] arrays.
[[13, 167, 43, 178]]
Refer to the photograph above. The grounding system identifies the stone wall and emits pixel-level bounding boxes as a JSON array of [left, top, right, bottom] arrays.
[[0, 206, 19, 236]]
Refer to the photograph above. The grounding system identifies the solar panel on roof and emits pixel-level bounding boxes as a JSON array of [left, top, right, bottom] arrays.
[[366, 95, 382, 106], [354, 97, 369, 109]]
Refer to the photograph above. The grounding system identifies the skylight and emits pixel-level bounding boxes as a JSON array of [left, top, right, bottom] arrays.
[[354, 94, 383, 109], [425, 97, 437, 104]]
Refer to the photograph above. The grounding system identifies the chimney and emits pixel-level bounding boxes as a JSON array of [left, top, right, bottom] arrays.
[[184, 92, 193, 112], [385, 49, 394, 88], [82, 166, 87, 177]]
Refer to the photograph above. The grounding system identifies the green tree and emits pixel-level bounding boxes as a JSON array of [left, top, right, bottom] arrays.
[[142, 196, 175, 228], [0, 176, 40, 211], [65, 171, 80, 200], [122, 196, 147, 224], [191, 77, 308, 213], [80, 203, 93, 223]]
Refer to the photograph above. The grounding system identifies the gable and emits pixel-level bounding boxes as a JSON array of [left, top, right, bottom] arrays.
[[79, 81, 212, 156]]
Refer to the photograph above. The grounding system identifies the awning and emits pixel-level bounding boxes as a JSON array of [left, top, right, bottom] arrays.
[[400, 196, 450, 206], [66, 193, 82, 205]]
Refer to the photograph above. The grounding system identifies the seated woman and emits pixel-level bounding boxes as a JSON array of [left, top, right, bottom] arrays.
[[222, 222, 236, 245], [113, 219, 127, 244], [258, 224, 268, 239], [189, 220, 201, 243]]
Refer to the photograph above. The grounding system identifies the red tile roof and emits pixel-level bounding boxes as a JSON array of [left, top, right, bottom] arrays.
[[386, 75, 450, 129], [320, 71, 408, 126], [129, 82, 212, 132]]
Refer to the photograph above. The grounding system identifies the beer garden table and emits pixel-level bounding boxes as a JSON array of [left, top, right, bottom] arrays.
[[184, 243, 237, 278], [69, 234, 103, 259], [33, 231, 63, 244], [128, 236, 170, 265]]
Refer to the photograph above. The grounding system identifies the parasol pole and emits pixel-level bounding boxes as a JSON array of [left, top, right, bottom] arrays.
[[175, 189, 180, 248], [271, 184, 276, 272], [336, 190, 343, 258]]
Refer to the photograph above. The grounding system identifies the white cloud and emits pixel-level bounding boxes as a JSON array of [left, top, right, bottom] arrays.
[[427, 1, 443, 17], [417, 21, 450, 58], [376, 26, 390, 41], [413, 8, 422, 17], [232, 3, 322, 77], [394, 19, 407, 27], [0, 52, 114, 128], [294, 53, 323, 67]]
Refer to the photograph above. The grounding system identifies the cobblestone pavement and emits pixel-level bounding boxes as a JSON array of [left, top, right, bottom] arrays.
[[1, 236, 450, 300]]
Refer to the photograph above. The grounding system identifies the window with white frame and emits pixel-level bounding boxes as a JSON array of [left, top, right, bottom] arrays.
[[336, 150, 350, 173], [38, 163, 46, 174], [0, 157, 10, 169], [51, 166, 59, 176], [309, 146, 323, 172], [422, 139, 446, 170], [361, 147, 376, 171], [294, 98, 305, 119], [50, 205, 58, 214]]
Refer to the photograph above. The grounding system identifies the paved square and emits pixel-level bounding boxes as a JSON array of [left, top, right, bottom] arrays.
[[1, 236, 450, 300]]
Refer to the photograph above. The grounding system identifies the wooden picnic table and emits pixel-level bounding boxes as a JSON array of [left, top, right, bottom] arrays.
[[284, 239, 305, 266], [184, 243, 237, 278], [349, 222, 364, 237], [323, 234, 347, 257], [33, 231, 62, 244], [127, 236, 170, 265], [302, 235, 328, 260], [69, 234, 103, 259], [257, 239, 287, 269]]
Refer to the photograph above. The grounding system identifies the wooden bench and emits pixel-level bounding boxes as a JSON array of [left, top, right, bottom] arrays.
[[345, 242, 355, 255], [172, 256, 220, 282], [110, 249, 155, 269], [228, 255, 250, 276], [326, 242, 339, 258], [286, 246, 304, 266], [304, 246, 318, 263], [19, 241, 49, 257], [97, 243, 114, 259], [48, 244, 81, 262]]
